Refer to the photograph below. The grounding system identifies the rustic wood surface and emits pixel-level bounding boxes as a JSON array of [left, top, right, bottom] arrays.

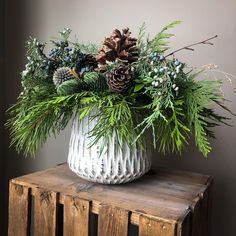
[[139, 215, 176, 236], [98, 205, 129, 236], [34, 188, 58, 236], [9, 163, 213, 236], [63, 195, 90, 236], [8, 182, 30, 236]]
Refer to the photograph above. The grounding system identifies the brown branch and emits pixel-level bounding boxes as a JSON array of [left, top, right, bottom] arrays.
[[165, 35, 218, 58]]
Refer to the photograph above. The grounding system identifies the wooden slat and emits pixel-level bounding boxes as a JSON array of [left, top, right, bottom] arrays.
[[207, 180, 213, 236], [98, 205, 129, 236], [34, 188, 58, 236], [63, 195, 90, 236], [10, 163, 213, 235], [12, 163, 211, 225], [8, 182, 30, 236], [197, 180, 213, 236], [154, 167, 210, 185], [139, 215, 176, 236], [176, 209, 191, 236], [188, 197, 204, 236]]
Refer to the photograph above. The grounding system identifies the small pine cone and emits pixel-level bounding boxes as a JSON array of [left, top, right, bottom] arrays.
[[97, 28, 139, 70], [75, 54, 98, 76], [53, 67, 74, 87], [106, 65, 133, 93]]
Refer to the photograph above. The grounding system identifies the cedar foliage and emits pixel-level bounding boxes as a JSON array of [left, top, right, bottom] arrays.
[[6, 23, 234, 157]]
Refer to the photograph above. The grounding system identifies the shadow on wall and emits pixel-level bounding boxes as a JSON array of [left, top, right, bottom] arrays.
[[2, 0, 41, 234], [3, 1, 70, 234], [4, 2, 29, 174], [0, 0, 6, 233]]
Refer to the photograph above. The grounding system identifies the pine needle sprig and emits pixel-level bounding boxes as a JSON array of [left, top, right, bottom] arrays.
[[156, 99, 190, 154], [7, 93, 85, 156], [6, 23, 235, 158]]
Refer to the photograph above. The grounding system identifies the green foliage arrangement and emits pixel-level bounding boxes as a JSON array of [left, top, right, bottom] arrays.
[[7, 22, 235, 157]]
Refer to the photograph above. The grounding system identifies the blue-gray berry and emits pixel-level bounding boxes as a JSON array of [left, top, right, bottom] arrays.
[[174, 59, 180, 66]]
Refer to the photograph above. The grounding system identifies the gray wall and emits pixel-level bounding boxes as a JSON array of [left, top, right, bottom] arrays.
[[2, 0, 236, 235]]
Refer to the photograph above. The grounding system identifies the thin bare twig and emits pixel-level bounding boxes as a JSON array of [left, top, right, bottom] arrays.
[[165, 35, 218, 58]]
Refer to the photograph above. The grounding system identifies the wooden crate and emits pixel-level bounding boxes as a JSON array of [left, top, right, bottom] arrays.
[[8, 163, 213, 236]]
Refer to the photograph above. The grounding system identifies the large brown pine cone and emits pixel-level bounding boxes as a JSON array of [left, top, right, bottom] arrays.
[[106, 65, 133, 93], [97, 28, 139, 70]]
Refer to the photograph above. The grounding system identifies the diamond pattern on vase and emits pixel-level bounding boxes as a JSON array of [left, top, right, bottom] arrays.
[[67, 111, 152, 184]]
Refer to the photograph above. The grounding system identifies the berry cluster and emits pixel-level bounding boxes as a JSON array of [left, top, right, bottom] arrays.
[[149, 52, 165, 63], [46, 40, 81, 73], [146, 55, 184, 96]]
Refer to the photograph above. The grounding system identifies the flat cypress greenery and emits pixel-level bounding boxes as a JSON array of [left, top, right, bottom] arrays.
[[6, 23, 234, 157]]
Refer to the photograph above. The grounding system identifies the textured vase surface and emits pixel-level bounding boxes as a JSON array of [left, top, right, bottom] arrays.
[[67, 113, 152, 184]]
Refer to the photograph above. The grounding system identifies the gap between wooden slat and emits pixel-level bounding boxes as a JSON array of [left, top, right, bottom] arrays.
[[10, 185, 184, 226]]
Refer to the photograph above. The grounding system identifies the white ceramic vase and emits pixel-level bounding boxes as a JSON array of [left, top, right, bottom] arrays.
[[67, 112, 152, 184]]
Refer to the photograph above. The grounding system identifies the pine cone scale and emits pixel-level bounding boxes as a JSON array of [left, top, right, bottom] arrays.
[[97, 28, 139, 70], [106, 65, 133, 93]]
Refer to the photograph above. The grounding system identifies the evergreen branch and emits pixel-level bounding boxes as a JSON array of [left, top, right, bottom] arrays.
[[7, 91, 142, 156], [87, 94, 140, 149], [156, 100, 190, 154], [148, 20, 182, 53], [6, 26, 235, 158], [183, 73, 230, 157], [7, 93, 89, 156]]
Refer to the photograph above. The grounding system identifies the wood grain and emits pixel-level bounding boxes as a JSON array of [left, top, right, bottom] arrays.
[[8, 182, 31, 236], [98, 205, 129, 236], [9, 163, 213, 236], [139, 215, 176, 236], [64, 195, 90, 236], [34, 188, 58, 236]]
